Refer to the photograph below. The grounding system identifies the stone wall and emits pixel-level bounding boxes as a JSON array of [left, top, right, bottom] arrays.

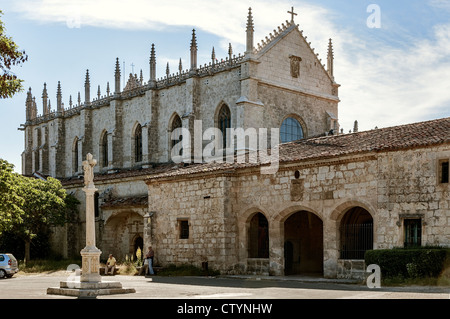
[[146, 144, 450, 278]]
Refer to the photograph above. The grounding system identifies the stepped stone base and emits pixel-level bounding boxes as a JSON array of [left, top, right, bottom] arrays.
[[47, 280, 136, 298]]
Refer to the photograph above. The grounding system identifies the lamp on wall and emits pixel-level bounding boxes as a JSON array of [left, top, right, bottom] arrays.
[[144, 211, 155, 225]]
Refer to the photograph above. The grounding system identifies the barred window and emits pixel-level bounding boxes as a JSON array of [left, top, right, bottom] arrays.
[[404, 219, 422, 247]]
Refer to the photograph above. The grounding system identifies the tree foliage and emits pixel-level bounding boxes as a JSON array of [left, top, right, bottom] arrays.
[[0, 159, 79, 261], [0, 10, 28, 99]]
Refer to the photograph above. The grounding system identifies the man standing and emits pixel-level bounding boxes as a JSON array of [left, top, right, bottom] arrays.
[[146, 246, 155, 276], [106, 254, 117, 275]]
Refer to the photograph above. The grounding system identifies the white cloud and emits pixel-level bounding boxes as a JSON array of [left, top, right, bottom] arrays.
[[10, 0, 450, 133]]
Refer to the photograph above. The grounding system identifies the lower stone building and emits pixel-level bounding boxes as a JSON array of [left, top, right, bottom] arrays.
[[144, 117, 449, 278], [55, 117, 449, 279]]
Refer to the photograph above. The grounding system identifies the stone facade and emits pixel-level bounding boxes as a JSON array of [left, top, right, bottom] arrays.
[[19, 8, 340, 263], [145, 118, 450, 278], [19, 7, 450, 279]]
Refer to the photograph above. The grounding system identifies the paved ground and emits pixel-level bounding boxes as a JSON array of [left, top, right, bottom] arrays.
[[2, 272, 448, 317], [1, 271, 449, 300]]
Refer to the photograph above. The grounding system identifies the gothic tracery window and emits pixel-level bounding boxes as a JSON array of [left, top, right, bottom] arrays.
[[218, 104, 231, 149], [101, 132, 108, 167], [171, 115, 182, 156], [135, 124, 143, 163]]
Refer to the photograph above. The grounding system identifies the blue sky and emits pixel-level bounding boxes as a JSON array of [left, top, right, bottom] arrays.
[[1, 0, 450, 173]]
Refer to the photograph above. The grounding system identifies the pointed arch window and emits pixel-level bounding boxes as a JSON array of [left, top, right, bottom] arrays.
[[101, 132, 108, 167], [73, 137, 79, 175], [135, 124, 143, 163], [171, 115, 182, 156], [218, 104, 231, 148]]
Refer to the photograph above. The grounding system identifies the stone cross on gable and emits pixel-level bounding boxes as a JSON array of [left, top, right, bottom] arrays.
[[288, 6, 297, 23], [82, 153, 97, 188]]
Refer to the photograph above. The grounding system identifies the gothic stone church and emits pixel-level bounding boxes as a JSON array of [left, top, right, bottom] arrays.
[[20, 8, 450, 279]]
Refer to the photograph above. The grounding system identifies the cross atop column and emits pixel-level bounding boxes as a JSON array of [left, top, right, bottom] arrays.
[[82, 153, 97, 188], [288, 6, 297, 23]]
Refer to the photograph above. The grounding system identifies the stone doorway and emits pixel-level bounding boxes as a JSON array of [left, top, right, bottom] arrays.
[[101, 211, 144, 261], [284, 211, 323, 275]]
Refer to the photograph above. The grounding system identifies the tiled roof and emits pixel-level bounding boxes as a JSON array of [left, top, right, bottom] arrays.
[[60, 117, 450, 185], [146, 116, 450, 180], [101, 195, 148, 209]]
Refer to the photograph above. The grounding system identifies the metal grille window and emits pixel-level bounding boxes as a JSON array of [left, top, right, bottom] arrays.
[[340, 223, 373, 259], [340, 207, 373, 260], [280, 117, 304, 143], [404, 219, 422, 247]]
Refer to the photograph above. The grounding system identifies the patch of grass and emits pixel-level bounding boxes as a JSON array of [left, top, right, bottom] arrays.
[[19, 259, 82, 273]]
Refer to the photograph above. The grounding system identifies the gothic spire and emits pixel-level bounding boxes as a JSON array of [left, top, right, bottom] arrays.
[[26, 87, 34, 121], [245, 7, 254, 55], [84, 69, 90, 104], [327, 38, 334, 79], [56, 81, 63, 111], [178, 58, 183, 75], [106, 82, 110, 96], [149, 44, 156, 86], [115, 58, 121, 94], [97, 85, 101, 100], [42, 82, 49, 115], [190, 29, 198, 73], [211, 47, 216, 66]]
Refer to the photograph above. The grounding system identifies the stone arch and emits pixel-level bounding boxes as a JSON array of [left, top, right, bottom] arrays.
[[280, 113, 308, 141], [330, 199, 376, 223], [274, 205, 324, 275], [102, 211, 145, 261]]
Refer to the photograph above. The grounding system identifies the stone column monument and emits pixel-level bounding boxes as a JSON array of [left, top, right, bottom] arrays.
[[80, 153, 102, 283], [47, 154, 135, 298]]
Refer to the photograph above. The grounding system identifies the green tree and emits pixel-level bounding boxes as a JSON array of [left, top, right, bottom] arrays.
[[0, 10, 28, 99], [0, 159, 78, 262], [0, 159, 25, 233]]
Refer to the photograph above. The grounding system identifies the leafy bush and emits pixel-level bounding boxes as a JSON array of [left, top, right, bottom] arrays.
[[365, 247, 450, 279]]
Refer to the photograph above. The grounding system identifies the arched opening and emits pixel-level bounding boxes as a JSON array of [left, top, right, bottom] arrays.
[[339, 207, 373, 259], [102, 212, 144, 261], [134, 124, 143, 163], [217, 104, 231, 149], [170, 114, 182, 157], [284, 211, 323, 275], [101, 131, 108, 167], [133, 235, 143, 262], [72, 137, 79, 175], [248, 213, 269, 258], [280, 117, 304, 143]]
